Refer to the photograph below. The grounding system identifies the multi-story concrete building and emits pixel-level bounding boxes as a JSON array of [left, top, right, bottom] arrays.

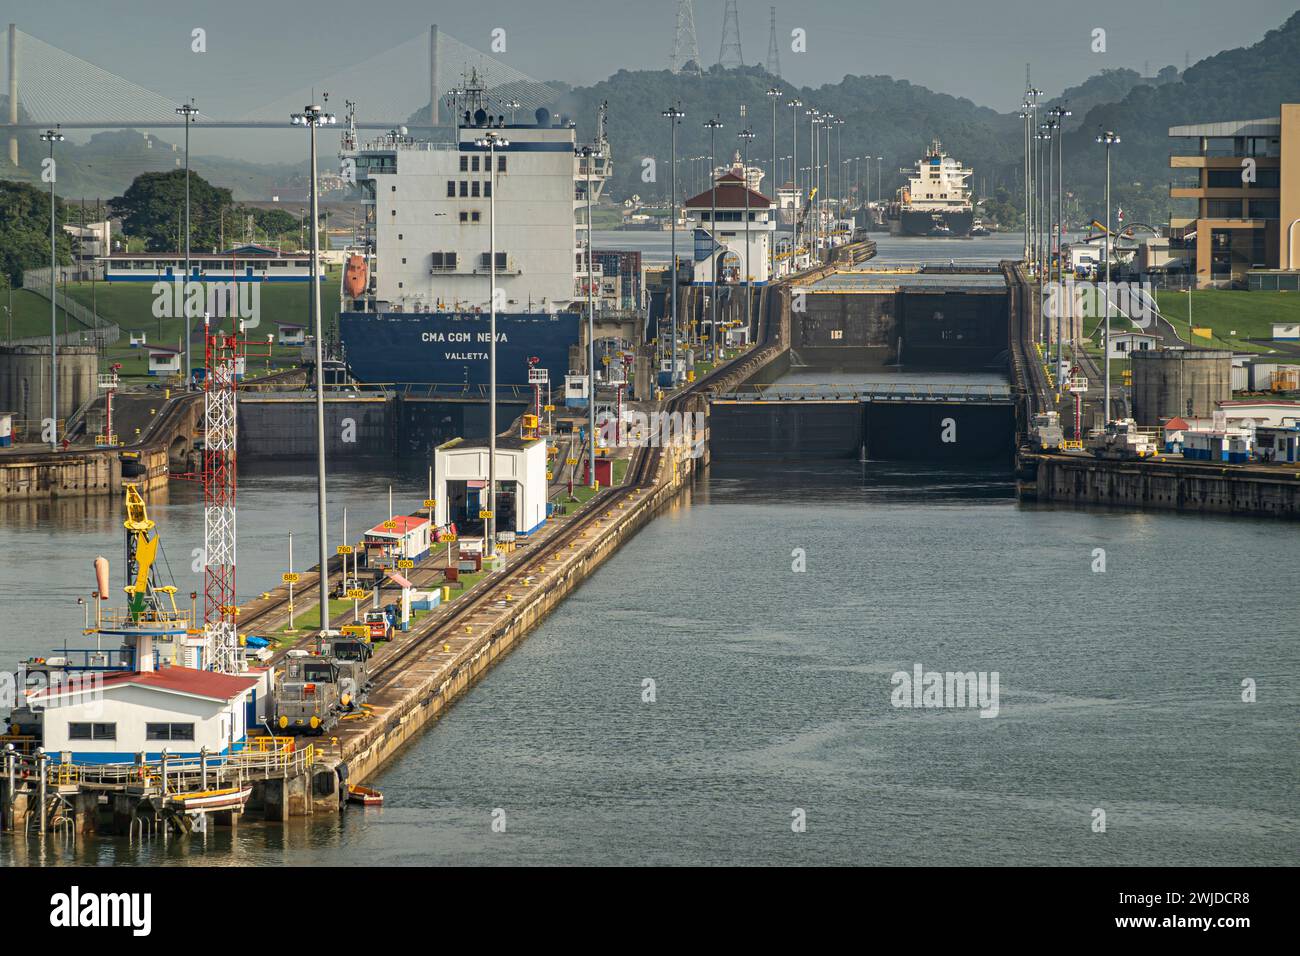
[[1168, 104, 1300, 287]]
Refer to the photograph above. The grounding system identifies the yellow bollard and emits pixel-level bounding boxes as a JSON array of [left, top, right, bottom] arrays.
[[443, 643, 450, 652]]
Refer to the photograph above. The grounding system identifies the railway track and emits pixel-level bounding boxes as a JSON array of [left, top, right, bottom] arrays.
[[361, 337, 754, 690]]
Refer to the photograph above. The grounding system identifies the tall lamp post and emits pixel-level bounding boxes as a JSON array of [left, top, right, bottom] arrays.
[[1020, 103, 1032, 269], [1049, 105, 1071, 373], [1097, 129, 1121, 426], [577, 143, 599, 488], [176, 100, 198, 388], [876, 156, 883, 215], [480, 130, 512, 531], [766, 88, 782, 282], [1038, 125, 1054, 345], [291, 102, 336, 635], [834, 118, 846, 217], [808, 110, 822, 258], [704, 116, 724, 361], [738, 127, 756, 343], [786, 98, 802, 254], [662, 104, 685, 385], [39, 126, 63, 450]]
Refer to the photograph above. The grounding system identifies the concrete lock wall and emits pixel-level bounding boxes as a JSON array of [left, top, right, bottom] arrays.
[[237, 398, 390, 458], [708, 400, 1016, 463], [1131, 350, 1232, 425], [0, 345, 99, 428]]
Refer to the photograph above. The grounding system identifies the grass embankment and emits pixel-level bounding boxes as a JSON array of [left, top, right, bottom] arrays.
[[1154, 290, 1299, 354], [50, 276, 342, 379], [2, 289, 86, 339], [274, 597, 353, 639]]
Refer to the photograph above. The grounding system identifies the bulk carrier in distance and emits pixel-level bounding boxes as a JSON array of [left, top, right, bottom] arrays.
[[336, 73, 619, 389], [896, 140, 975, 237]]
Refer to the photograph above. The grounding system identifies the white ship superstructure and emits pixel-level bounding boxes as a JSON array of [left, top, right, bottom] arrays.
[[898, 140, 974, 236], [341, 73, 610, 314]]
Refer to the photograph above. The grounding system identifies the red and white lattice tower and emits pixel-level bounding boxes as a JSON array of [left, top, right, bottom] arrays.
[[202, 323, 241, 673]]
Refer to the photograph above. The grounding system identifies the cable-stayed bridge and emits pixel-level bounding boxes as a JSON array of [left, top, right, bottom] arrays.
[[3, 23, 561, 162]]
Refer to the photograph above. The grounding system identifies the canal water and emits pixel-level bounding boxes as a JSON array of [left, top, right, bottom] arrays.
[[3, 461, 1296, 866]]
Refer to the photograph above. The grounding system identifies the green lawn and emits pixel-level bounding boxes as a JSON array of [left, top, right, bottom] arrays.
[[52, 276, 341, 378], [276, 597, 353, 636], [1155, 289, 1300, 353], [0, 289, 86, 340]]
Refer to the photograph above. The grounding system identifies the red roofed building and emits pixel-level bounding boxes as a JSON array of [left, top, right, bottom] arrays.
[[684, 170, 776, 289], [28, 666, 261, 763], [363, 514, 432, 569]]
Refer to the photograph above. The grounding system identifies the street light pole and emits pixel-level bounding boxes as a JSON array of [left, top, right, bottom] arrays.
[[176, 100, 198, 388], [704, 116, 723, 362], [39, 126, 63, 450], [766, 88, 781, 282], [662, 104, 685, 386], [478, 130, 512, 539], [577, 143, 598, 488], [291, 102, 336, 635], [1097, 129, 1121, 426], [739, 127, 756, 345], [1020, 103, 1031, 269], [786, 98, 802, 257]]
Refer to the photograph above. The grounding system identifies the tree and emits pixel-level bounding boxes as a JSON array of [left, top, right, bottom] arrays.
[[109, 169, 234, 252], [251, 208, 297, 240], [0, 181, 73, 285]]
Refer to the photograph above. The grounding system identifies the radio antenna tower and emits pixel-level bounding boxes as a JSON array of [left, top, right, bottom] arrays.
[[202, 316, 241, 674], [765, 6, 781, 76], [719, 0, 744, 69], [670, 0, 703, 75]]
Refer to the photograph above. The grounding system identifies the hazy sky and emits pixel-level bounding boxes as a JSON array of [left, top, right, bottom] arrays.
[[11, 0, 1298, 160]]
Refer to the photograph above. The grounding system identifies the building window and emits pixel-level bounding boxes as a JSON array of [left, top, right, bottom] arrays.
[[398, 234, 403, 240], [472, 155, 480, 172], [146, 723, 195, 741], [459, 155, 469, 172], [447, 181, 456, 197], [68, 722, 116, 740], [480, 251, 507, 270], [472, 181, 481, 198], [402, 257, 407, 264], [472, 211, 481, 222], [484, 180, 492, 198], [459, 181, 468, 197], [431, 252, 458, 271], [1248, 200, 1280, 219], [459, 211, 469, 222], [498, 155, 507, 172]]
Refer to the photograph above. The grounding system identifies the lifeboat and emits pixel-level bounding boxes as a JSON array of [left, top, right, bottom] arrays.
[[344, 254, 368, 299]]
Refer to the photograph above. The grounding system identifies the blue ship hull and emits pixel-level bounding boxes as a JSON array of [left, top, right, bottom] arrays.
[[339, 311, 581, 388]]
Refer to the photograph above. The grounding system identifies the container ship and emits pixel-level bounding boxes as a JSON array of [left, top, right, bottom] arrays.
[[336, 74, 633, 389], [896, 140, 974, 237]]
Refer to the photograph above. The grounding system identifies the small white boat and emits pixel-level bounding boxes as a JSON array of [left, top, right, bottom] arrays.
[[172, 786, 253, 812]]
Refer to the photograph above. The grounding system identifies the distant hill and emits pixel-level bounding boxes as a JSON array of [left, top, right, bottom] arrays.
[[1044, 67, 1181, 132], [548, 64, 1026, 204], [1061, 12, 1300, 205], [0, 119, 301, 201], [2, 9, 1294, 224]]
